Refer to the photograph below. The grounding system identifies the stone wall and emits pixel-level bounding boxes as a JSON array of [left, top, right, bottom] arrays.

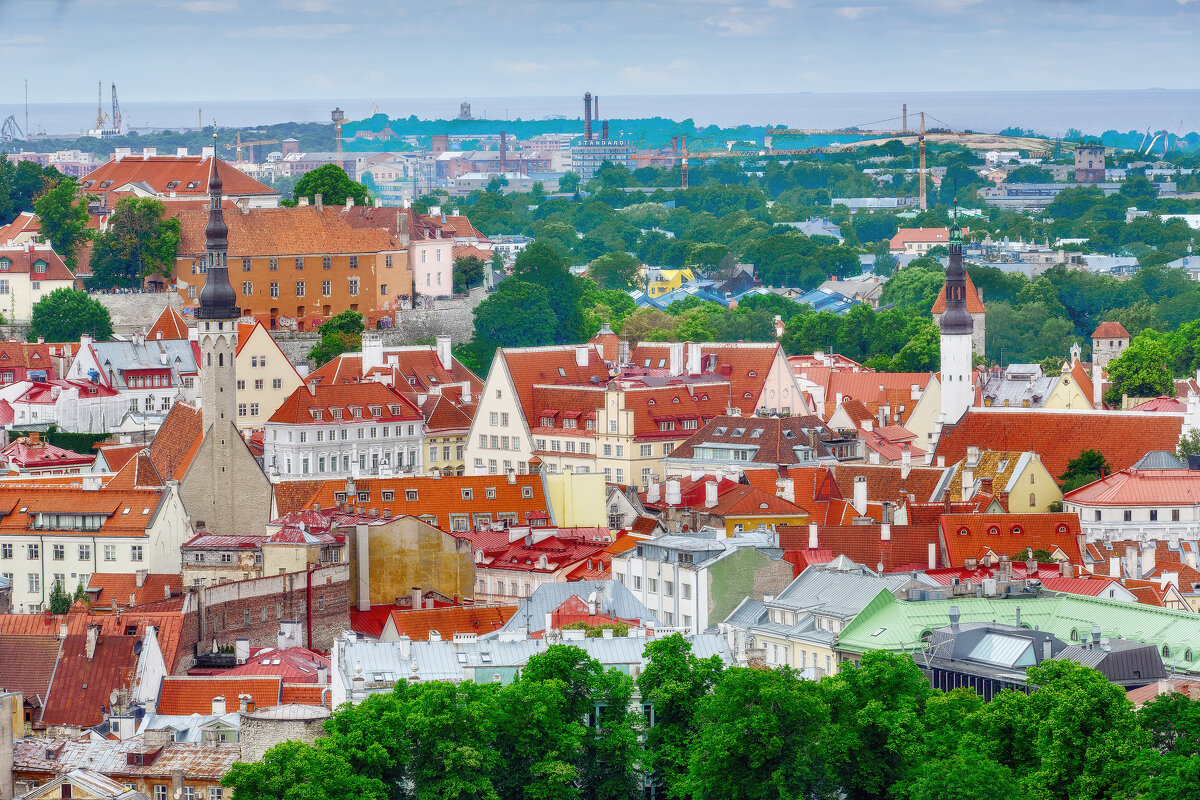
[[240, 709, 331, 762], [90, 291, 183, 335], [194, 565, 350, 657]]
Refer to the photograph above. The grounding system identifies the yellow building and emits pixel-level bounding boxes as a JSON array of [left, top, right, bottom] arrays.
[[640, 266, 694, 298], [235, 321, 304, 432], [940, 448, 1062, 513], [541, 469, 608, 528]]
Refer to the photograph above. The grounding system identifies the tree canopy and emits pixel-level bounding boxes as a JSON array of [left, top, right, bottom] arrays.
[[293, 164, 370, 207], [308, 309, 365, 367], [33, 177, 92, 270], [88, 196, 180, 288], [29, 288, 113, 342]]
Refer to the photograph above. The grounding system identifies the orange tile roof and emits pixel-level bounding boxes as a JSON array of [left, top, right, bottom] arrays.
[[81, 155, 275, 199], [146, 306, 190, 341], [1092, 321, 1130, 339], [268, 381, 422, 425], [105, 451, 164, 490], [705, 484, 809, 517], [0, 245, 76, 282], [421, 393, 474, 434], [0, 340, 73, 379], [0, 483, 167, 537], [271, 480, 326, 516], [147, 402, 204, 482], [87, 573, 182, 608], [304, 354, 362, 387], [384, 605, 517, 641], [280, 684, 327, 706], [628, 342, 782, 409], [499, 345, 611, 428], [779, 523, 943, 572], [936, 410, 1185, 478], [931, 272, 985, 313], [890, 227, 949, 249], [157, 676, 283, 715], [0, 211, 40, 241], [283, 474, 550, 526], [1067, 359, 1096, 409], [177, 205, 401, 258], [939, 513, 1084, 566], [94, 443, 146, 473]]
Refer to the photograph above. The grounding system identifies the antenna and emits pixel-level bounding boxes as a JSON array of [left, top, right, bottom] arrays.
[[25, 79, 29, 138]]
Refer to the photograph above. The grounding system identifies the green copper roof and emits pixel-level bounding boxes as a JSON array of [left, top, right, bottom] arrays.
[[838, 590, 1200, 673]]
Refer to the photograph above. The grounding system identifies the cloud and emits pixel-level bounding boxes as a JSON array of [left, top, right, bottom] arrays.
[[275, 0, 342, 11], [492, 60, 551, 75], [227, 23, 352, 39], [180, 0, 238, 12], [911, 0, 985, 12], [767, 0, 794, 8], [706, 7, 772, 36], [836, 5, 881, 19]]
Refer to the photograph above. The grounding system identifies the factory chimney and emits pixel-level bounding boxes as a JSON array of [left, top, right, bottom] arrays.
[[499, 131, 507, 175], [584, 92, 593, 141], [602, 120, 609, 141]]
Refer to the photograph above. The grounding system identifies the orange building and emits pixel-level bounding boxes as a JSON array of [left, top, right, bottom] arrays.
[[174, 202, 408, 330]]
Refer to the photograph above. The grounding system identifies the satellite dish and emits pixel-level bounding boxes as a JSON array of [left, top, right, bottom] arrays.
[[109, 690, 119, 706]]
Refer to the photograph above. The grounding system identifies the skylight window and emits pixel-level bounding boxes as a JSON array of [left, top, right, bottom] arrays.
[[732, 428, 745, 437], [714, 427, 727, 436], [750, 429, 764, 438]]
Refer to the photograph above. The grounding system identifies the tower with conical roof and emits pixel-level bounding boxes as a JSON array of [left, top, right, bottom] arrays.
[[198, 135, 239, 429], [939, 208, 974, 424]]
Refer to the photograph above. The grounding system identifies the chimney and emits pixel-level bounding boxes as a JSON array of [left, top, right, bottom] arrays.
[[135, 569, 148, 588], [862, 418, 873, 433], [436, 335, 453, 370], [314, 193, 323, 212], [901, 449, 912, 479], [1125, 544, 1139, 578], [85, 624, 100, 660], [852, 475, 867, 515], [687, 342, 702, 375], [1109, 555, 1121, 577], [318, 665, 329, 684], [997, 557, 1012, 583], [964, 556, 977, 571], [583, 92, 593, 141], [777, 477, 795, 503], [602, 120, 609, 140], [234, 638, 249, 664], [881, 523, 891, 541], [704, 480, 718, 509], [212, 696, 226, 715], [927, 541, 937, 570], [345, 197, 354, 209], [299, 196, 309, 206], [668, 342, 684, 377], [575, 345, 589, 368], [374, 197, 382, 208], [1141, 543, 1156, 579], [1059, 561, 1073, 579], [807, 523, 818, 549], [961, 467, 975, 501], [948, 605, 960, 631], [499, 131, 507, 175], [647, 477, 661, 504], [966, 445, 980, 467], [411, 586, 422, 610], [1092, 361, 1103, 408], [239, 694, 253, 713]]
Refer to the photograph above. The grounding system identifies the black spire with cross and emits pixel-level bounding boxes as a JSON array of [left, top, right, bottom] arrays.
[[197, 127, 238, 320], [939, 198, 973, 336]]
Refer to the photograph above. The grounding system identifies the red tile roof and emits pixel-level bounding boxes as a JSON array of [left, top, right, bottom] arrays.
[[104, 451, 165, 491], [890, 227, 949, 249], [938, 514, 1084, 567], [81, 156, 275, 200], [498, 345, 611, 428], [0, 245, 76, 282], [41, 632, 138, 728], [779, 523, 942, 572], [935, 410, 1185, 478], [146, 306, 190, 341], [148, 402, 204, 482], [1092, 321, 1130, 339], [1126, 676, 1200, 707], [1064, 468, 1200, 506], [0, 482, 167, 538], [223, 647, 329, 682], [628, 342, 783, 409], [0, 634, 61, 707], [0, 341, 74, 383], [931, 272, 985, 313], [267, 381, 422, 425], [94, 443, 146, 473], [0, 436, 94, 470], [87, 573, 181, 608], [157, 676, 283, 715], [383, 605, 517, 641], [458, 527, 612, 575], [1130, 396, 1187, 413], [280, 684, 328, 706], [0, 607, 186, 674], [0, 211, 41, 241]]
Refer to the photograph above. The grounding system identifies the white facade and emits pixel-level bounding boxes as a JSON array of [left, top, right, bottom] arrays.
[[264, 419, 425, 480], [939, 331, 974, 425], [611, 547, 705, 633]]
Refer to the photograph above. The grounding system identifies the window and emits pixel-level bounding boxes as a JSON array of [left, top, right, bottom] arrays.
[[52, 544, 65, 560], [659, 421, 675, 432], [296, 281, 305, 297], [154, 786, 167, 800], [1173, 509, 1181, 522], [349, 277, 360, 296], [664, 580, 674, 597], [238, 404, 247, 417], [349, 255, 358, 269], [27, 543, 38, 559], [269, 257, 278, 271], [603, 444, 612, 457], [640, 444, 653, 458], [323, 256, 332, 270], [237, 380, 246, 390], [322, 280, 332, 297], [386, 254, 393, 267], [131, 546, 143, 562], [273, 378, 282, 389], [1124, 510, 1133, 522], [27, 573, 39, 593], [104, 545, 116, 561], [1150, 510, 1158, 522], [633, 575, 642, 590], [241, 257, 252, 271], [78, 544, 91, 561], [0, 544, 9, 559], [682, 583, 691, 600], [242, 281, 253, 296], [270, 282, 279, 299]]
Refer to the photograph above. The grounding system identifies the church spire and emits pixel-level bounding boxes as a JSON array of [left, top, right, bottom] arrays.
[[197, 131, 238, 320], [939, 202, 973, 336]]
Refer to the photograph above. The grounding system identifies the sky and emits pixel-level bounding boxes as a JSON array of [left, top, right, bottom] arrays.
[[1, 0, 1198, 105]]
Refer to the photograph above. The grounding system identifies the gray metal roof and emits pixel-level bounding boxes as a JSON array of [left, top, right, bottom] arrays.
[[1132, 451, 1188, 470], [89, 339, 199, 389], [769, 562, 911, 618], [492, 580, 661, 635]]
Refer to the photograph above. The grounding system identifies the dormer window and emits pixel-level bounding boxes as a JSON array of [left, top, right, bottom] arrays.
[[311, 409, 323, 421], [369, 405, 382, 417], [166, 180, 180, 189], [351, 406, 363, 419], [0, 259, 9, 271], [331, 408, 343, 420], [186, 181, 199, 189], [462, 488, 473, 500], [389, 404, 401, 414], [98, 180, 113, 189]]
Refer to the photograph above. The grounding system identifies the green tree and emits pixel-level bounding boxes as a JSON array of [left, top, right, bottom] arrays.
[[879, 257, 945, 314], [1105, 330, 1175, 404], [1058, 448, 1110, 491], [308, 309, 364, 367], [485, 174, 509, 194], [1179, 429, 1200, 460], [587, 251, 640, 291], [685, 667, 833, 800], [559, 171, 581, 194], [222, 740, 390, 800], [29, 288, 113, 342], [511, 241, 584, 342], [33, 177, 92, 270], [1005, 165, 1054, 183], [88, 197, 180, 287], [473, 279, 558, 350], [638, 634, 725, 799], [453, 255, 486, 293], [293, 163, 370, 207]]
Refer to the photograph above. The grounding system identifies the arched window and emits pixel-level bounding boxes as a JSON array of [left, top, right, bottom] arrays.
[[1070, 629, 1078, 642], [1011, 525, 1023, 536], [207, 353, 212, 366], [958, 527, 970, 537], [218, 352, 224, 367], [987, 526, 1000, 536], [1163, 645, 1172, 659], [1057, 524, 1069, 534], [1029, 493, 1036, 507], [1186, 649, 1194, 662]]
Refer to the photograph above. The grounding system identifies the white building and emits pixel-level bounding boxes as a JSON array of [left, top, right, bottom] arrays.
[[0, 243, 77, 324], [263, 381, 426, 480], [66, 334, 200, 430], [938, 223, 975, 425], [1063, 451, 1200, 542]]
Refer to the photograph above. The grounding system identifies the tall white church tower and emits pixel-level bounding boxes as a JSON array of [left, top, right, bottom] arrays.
[[197, 136, 239, 426], [939, 215, 974, 424]]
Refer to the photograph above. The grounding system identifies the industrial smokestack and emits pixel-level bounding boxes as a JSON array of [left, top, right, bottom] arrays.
[[499, 131, 507, 175], [602, 120, 609, 140], [594, 95, 599, 127], [584, 92, 593, 141]]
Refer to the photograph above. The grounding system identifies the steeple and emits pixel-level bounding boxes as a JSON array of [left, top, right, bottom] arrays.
[[197, 133, 238, 321], [939, 204, 973, 336]]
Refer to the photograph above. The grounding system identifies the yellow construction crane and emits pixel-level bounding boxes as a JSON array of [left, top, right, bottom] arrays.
[[223, 132, 280, 162]]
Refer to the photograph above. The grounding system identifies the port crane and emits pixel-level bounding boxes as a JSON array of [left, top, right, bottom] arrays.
[[1, 115, 24, 142]]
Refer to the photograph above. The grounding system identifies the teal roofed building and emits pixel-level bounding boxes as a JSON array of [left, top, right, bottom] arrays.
[[837, 589, 1200, 676]]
